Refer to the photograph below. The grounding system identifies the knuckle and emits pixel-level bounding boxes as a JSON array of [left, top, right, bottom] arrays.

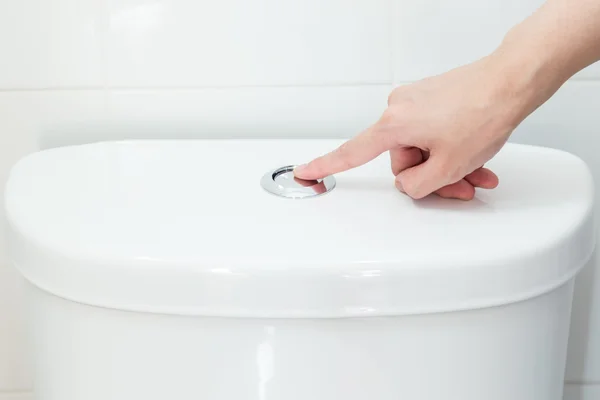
[[379, 107, 403, 128], [387, 85, 409, 105]]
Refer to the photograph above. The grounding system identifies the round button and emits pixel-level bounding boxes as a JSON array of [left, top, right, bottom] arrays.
[[261, 166, 336, 199]]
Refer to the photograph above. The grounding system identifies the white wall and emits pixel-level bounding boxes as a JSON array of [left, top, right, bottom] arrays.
[[0, 1, 599, 399]]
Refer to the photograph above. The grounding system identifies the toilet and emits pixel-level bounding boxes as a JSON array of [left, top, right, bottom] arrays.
[[4, 138, 595, 400]]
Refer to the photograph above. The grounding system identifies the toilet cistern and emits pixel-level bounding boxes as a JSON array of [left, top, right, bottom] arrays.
[[4, 139, 595, 400], [260, 165, 336, 199]]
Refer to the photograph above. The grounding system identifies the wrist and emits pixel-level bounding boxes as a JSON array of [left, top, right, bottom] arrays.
[[483, 30, 568, 128]]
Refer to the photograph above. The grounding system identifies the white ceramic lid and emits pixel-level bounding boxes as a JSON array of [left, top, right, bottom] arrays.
[[5, 139, 595, 318]]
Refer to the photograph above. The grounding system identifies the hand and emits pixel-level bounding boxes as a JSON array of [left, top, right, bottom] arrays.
[[294, 56, 528, 200]]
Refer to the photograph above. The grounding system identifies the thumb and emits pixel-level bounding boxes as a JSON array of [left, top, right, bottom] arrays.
[[294, 125, 393, 180], [396, 155, 459, 199]]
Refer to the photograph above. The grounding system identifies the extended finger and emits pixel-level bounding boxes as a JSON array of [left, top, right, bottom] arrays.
[[295, 126, 395, 180]]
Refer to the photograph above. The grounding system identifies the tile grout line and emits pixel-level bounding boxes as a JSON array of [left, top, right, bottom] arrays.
[[565, 380, 600, 386], [1, 78, 599, 94], [1, 383, 599, 399], [0, 82, 396, 93]]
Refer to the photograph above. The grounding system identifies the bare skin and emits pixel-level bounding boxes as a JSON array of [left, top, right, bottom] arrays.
[[294, 0, 600, 200]]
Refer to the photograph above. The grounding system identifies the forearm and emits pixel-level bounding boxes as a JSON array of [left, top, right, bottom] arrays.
[[488, 0, 600, 122]]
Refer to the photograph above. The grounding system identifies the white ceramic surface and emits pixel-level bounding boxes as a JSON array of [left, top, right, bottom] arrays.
[[4, 138, 595, 400], [5, 140, 594, 317], [511, 81, 600, 385], [0, 81, 595, 398], [22, 278, 575, 400]]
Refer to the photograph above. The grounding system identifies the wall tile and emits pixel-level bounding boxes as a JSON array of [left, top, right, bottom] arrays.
[[392, 0, 544, 82], [510, 81, 600, 383], [35, 91, 109, 149], [107, 0, 392, 87], [37, 85, 391, 148], [0, 1, 107, 89]]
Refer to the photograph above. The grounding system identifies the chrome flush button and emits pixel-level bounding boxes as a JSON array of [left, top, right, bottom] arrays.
[[260, 165, 336, 199]]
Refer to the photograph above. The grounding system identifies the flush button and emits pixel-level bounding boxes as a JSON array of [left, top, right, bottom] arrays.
[[261, 165, 336, 199]]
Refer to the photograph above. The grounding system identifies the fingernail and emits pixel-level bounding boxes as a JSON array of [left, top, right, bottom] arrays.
[[294, 164, 308, 175]]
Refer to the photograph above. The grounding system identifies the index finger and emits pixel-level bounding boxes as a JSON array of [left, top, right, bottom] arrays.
[[294, 125, 393, 180]]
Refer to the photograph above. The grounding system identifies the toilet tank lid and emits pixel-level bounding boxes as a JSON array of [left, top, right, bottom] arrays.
[[4, 139, 595, 318]]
